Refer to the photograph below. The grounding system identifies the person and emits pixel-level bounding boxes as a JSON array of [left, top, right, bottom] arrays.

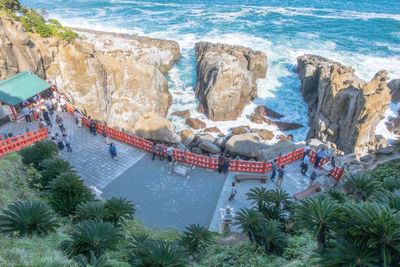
[[55, 133, 64, 151], [303, 142, 310, 158], [309, 170, 317, 188], [53, 90, 60, 103], [228, 182, 237, 201], [90, 121, 97, 135], [158, 143, 165, 161], [270, 159, 277, 181], [22, 106, 31, 123], [62, 134, 72, 152], [102, 125, 109, 144], [87, 116, 92, 128], [109, 143, 117, 160], [276, 165, 285, 188], [39, 118, 47, 129], [22, 99, 29, 106], [300, 152, 309, 175], [217, 153, 225, 173], [73, 109, 80, 126], [152, 142, 158, 160], [314, 148, 327, 168], [55, 115, 65, 133], [330, 157, 336, 168], [223, 154, 231, 174], [45, 100, 54, 115], [42, 109, 52, 127], [166, 146, 174, 163], [60, 97, 67, 112]]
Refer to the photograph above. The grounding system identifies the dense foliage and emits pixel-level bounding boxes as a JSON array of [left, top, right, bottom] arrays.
[[19, 140, 58, 169], [0, 0, 78, 42]]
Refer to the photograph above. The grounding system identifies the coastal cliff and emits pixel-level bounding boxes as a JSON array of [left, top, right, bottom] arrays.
[[195, 42, 267, 121], [296, 55, 391, 154], [0, 16, 180, 139]]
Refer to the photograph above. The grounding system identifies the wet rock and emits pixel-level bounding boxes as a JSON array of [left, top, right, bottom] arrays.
[[225, 133, 270, 158], [374, 147, 393, 155], [257, 129, 274, 141], [197, 133, 215, 144], [192, 147, 202, 154], [204, 126, 221, 133], [231, 126, 249, 135], [255, 105, 284, 119], [185, 118, 206, 129], [273, 121, 304, 131], [214, 137, 226, 148], [171, 110, 190, 119], [199, 141, 221, 154], [218, 133, 226, 137], [250, 112, 264, 124], [360, 154, 375, 162]]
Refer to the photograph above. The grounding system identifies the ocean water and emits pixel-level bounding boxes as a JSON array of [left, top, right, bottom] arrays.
[[21, 0, 400, 141]]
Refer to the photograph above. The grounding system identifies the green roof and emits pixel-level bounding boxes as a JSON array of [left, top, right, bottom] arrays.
[[0, 71, 52, 105]]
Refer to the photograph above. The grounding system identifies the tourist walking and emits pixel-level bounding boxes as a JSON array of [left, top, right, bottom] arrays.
[[102, 125, 109, 144], [158, 143, 165, 161], [55, 115, 65, 133], [90, 121, 97, 135], [87, 116, 92, 128], [223, 154, 231, 174], [22, 106, 31, 123], [276, 165, 285, 188], [53, 90, 60, 103], [152, 142, 158, 160], [42, 109, 52, 127], [303, 142, 310, 158], [330, 157, 336, 168], [55, 133, 64, 151], [166, 146, 174, 163], [300, 152, 309, 175], [62, 134, 72, 152], [314, 148, 327, 168], [217, 153, 225, 173], [73, 109, 81, 126], [60, 97, 67, 112], [270, 159, 277, 181], [308, 170, 317, 188], [39, 118, 47, 129], [228, 182, 237, 201], [45, 100, 54, 115], [109, 143, 117, 160]]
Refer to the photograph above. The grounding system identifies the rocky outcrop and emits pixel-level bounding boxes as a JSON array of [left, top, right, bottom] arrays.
[[296, 54, 391, 154], [132, 113, 181, 144], [185, 118, 206, 129], [181, 129, 195, 146], [199, 141, 221, 154], [195, 42, 267, 121], [225, 133, 270, 158], [388, 79, 400, 103], [0, 17, 45, 79], [204, 127, 221, 133], [171, 110, 190, 119], [257, 129, 274, 141]]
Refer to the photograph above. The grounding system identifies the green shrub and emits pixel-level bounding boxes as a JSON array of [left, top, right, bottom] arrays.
[[47, 172, 93, 216], [62, 219, 123, 256], [76, 201, 108, 221], [74, 251, 111, 267], [0, 0, 21, 11], [39, 157, 74, 188], [19, 141, 58, 169], [370, 163, 400, 191], [179, 224, 212, 259], [0, 199, 58, 236], [104, 197, 135, 225]]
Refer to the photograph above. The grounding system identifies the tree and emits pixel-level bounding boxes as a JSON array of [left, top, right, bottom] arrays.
[[76, 201, 108, 221], [0, 200, 58, 236], [104, 197, 135, 225], [246, 187, 269, 210], [234, 208, 266, 242], [0, 0, 21, 11], [141, 239, 187, 267], [344, 172, 382, 202], [266, 189, 292, 211], [255, 222, 287, 253], [293, 195, 339, 248], [179, 224, 212, 259], [319, 235, 379, 267], [39, 157, 74, 188]]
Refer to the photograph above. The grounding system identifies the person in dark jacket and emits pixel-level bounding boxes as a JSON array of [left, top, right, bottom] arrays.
[[42, 109, 52, 127], [109, 143, 117, 160], [223, 155, 231, 174], [270, 159, 277, 181], [152, 142, 158, 160], [217, 153, 225, 173]]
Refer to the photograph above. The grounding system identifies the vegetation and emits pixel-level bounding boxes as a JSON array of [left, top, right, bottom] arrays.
[[39, 156, 74, 188], [0, 0, 78, 42], [19, 140, 58, 169]]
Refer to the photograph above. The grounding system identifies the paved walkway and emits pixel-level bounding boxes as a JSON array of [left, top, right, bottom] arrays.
[[1, 108, 333, 231]]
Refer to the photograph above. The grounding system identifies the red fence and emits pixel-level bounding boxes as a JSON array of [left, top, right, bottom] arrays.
[[65, 103, 344, 181], [0, 128, 48, 158]]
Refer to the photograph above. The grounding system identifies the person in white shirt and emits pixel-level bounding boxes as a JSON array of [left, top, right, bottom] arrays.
[[60, 98, 67, 112], [166, 146, 174, 163], [228, 182, 237, 201], [301, 152, 309, 175], [22, 107, 31, 123], [62, 134, 72, 152]]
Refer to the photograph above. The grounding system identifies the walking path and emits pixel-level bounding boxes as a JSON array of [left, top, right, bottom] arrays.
[[1, 109, 335, 231]]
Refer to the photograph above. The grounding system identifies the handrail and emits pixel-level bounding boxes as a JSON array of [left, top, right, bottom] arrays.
[[65, 102, 344, 181], [0, 127, 48, 158]]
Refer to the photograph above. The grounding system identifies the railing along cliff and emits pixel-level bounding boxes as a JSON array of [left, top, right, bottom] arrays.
[[0, 128, 48, 158], [65, 103, 344, 181]]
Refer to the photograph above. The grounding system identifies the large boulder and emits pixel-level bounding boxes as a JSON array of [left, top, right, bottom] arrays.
[[132, 113, 181, 144], [195, 42, 267, 121], [181, 129, 195, 146], [296, 55, 391, 154], [199, 141, 221, 154], [388, 79, 400, 103], [255, 106, 283, 119], [257, 129, 274, 141], [225, 133, 270, 158], [171, 110, 190, 119], [185, 118, 206, 129]]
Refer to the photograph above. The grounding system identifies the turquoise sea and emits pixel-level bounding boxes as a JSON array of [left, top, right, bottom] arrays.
[[21, 0, 400, 141]]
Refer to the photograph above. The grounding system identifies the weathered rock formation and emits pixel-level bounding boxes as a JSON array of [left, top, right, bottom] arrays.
[[195, 42, 267, 121], [225, 133, 270, 158], [185, 118, 206, 129], [296, 54, 391, 154], [388, 79, 400, 103], [171, 110, 190, 119]]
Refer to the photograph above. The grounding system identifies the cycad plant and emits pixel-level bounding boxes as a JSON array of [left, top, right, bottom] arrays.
[[293, 194, 339, 248], [104, 197, 135, 225], [129, 233, 153, 265], [47, 172, 93, 216], [318, 235, 379, 267], [142, 239, 187, 267], [76, 201, 108, 221], [340, 202, 400, 265], [255, 222, 287, 253], [0, 200, 58, 236], [63, 219, 123, 256], [266, 189, 292, 211], [19, 141, 58, 169], [39, 157, 74, 188], [233, 208, 266, 242], [344, 172, 382, 202], [246, 187, 270, 210], [74, 251, 112, 267], [179, 224, 212, 259]]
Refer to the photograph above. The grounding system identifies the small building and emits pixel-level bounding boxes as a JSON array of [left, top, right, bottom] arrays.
[[0, 71, 52, 123]]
